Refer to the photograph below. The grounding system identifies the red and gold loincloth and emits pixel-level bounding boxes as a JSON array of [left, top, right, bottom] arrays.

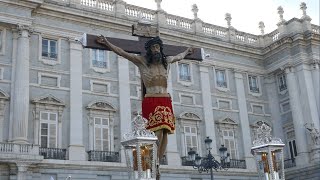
[[142, 96, 175, 134]]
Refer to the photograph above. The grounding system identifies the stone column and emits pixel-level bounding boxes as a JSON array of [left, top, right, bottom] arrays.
[[265, 75, 285, 141], [234, 72, 255, 170], [0, 98, 8, 142], [11, 25, 31, 144], [311, 61, 320, 120], [166, 67, 181, 166], [9, 30, 18, 142], [118, 56, 132, 163], [16, 163, 29, 180], [200, 66, 217, 155], [284, 66, 309, 165], [68, 40, 86, 160]]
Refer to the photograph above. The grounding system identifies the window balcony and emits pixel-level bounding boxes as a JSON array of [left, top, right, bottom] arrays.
[[284, 158, 296, 169], [42, 52, 57, 59], [92, 60, 107, 68], [229, 159, 246, 169], [88, 150, 120, 162], [181, 156, 194, 166], [250, 87, 260, 93], [159, 154, 168, 165], [217, 81, 227, 88], [39, 147, 67, 160]]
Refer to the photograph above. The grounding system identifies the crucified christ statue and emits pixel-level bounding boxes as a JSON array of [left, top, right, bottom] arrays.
[[96, 35, 193, 164]]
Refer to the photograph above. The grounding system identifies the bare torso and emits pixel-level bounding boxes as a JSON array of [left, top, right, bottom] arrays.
[[138, 57, 169, 96]]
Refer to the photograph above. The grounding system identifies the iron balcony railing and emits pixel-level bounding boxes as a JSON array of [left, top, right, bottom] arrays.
[[88, 150, 120, 162], [92, 60, 107, 68], [39, 147, 67, 160], [250, 86, 260, 93], [181, 156, 195, 166], [159, 155, 168, 165], [217, 81, 227, 88], [181, 156, 246, 169], [42, 52, 58, 59], [229, 159, 246, 169], [284, 158, 296, 169]]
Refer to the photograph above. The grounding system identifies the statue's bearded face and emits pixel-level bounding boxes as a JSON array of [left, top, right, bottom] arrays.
[[150, 43, 162, 62]]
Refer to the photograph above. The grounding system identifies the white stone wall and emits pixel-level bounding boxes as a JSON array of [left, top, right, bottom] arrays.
[[0, 0, 319, 179]]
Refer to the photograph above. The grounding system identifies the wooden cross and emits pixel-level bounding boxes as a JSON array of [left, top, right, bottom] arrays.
[[78, 23, 204, 61]]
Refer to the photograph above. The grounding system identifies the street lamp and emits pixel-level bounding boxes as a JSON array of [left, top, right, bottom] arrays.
[[188, 137, 230, 180]]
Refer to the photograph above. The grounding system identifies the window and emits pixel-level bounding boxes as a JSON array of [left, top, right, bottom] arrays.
[[216, 69, 227, 88], [281, 101, 291, 114], [92, 49, 108, 68], [222, 129, 238, 159], [94, 117, 110, 151], [40, 112, 58, 148], [87, 101, 116, 151], [184, 126, 198, 155], [42, 39, 57, 60], [286, 130, 297, 160], [248, 75, 260, 93], [278, 73, 287, 92], [179, 63, 191, 81], [0, 28, 6, 55]]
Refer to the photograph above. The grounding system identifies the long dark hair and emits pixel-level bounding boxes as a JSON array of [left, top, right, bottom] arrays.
[[144, 36, 167, 70]]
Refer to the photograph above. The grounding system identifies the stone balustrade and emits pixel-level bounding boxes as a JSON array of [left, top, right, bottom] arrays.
[[312, 24, 320, 34], [43, 0, 318, 48], [166, 14, 193, 31], [0, 143, 39, 155], [202, 23, 228, 38], [235, 31, 259, 45], [125, 4, 156, 21]]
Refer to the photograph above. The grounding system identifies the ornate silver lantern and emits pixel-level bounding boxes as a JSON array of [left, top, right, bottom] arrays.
[[121, 114, 158, 180], [251, 123, 285, 180]]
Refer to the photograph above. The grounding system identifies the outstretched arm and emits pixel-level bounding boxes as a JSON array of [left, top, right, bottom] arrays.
[[167, 47, 194, 64], [96, 35, 143, 65]]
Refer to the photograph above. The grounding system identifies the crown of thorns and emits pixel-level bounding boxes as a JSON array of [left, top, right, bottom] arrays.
[[145, 36, 163, 50]]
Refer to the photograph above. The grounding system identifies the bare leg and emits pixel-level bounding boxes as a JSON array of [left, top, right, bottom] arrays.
[[154, 129, 168, 161]]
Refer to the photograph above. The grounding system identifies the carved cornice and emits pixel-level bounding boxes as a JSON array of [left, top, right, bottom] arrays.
[[264, 36, 293, 53], [86, 101, 116, 112], [31, 94, 65, 106]]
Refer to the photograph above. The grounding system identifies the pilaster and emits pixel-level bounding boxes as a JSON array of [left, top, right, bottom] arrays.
[[284, 65, 309, 165], [234, 71, 255, 170], [114, 0, 126, 18], [166, 67, 181, 166], [264, 75, 285, 141], [200, 66, 217, 155], [11, 25, 32, 144], [296, 64, 320, 130], [118, 56, 132, 163], [311, 61, 320, 120], [68, 39, 85, 160]]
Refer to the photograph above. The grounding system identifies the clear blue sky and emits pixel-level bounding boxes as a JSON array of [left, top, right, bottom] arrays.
[[124, 0, 319, 35]]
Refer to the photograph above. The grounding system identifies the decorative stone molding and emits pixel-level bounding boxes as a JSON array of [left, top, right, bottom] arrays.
[[300, 2, 311, 21], [86, 100, 116, 150], [259, 21, 265, 35], [16, 24, 33, 37], [304, 123, 320, 145], [225, 13, 232, 28], [31, 94, 65, 146], [0, 27, 6, 55], [192, 4, 199, 20], [277, 6, 286, 26], [216, 117, 238, 130], [178, 112, 201, 121]]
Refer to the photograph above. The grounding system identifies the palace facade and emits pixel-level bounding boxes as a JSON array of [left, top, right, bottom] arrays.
[[0, 0, 319, 179]]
